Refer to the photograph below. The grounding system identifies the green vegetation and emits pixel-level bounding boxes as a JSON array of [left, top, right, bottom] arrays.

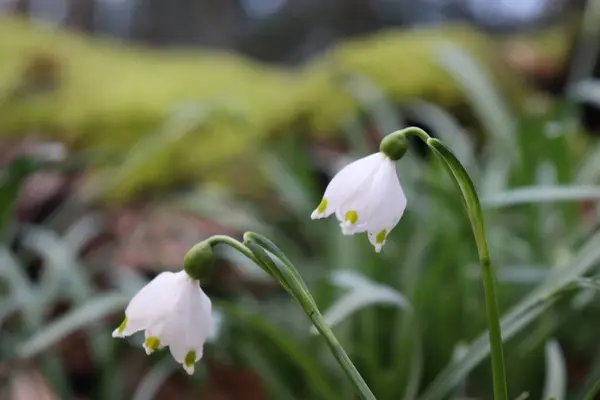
[[2, 12, 600, 400], [0, 16, 573, 203]]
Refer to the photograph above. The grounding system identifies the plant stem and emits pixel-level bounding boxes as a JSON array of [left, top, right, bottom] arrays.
[[208, 235, 261, 265], [310, 311, 377, 400], [478, 255, 508, 400], [244, 234, 376, 400], [211, 233, 377, 400], [395, 127, 508, 400]]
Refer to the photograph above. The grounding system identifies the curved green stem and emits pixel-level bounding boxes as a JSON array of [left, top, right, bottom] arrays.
[[204, 233, 375, 399], [397, 127, 508, 400], [207, 235, 261, 265], [243, 233, 376, 400], [206, 235, 292, 294], [309, 311, 376, 400]]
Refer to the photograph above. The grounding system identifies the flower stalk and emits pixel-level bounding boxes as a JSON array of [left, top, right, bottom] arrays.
[[391, 126, 508, 400], [113, 125, 506, 400], [242, 232, 376, 400], [211, 232, 377, 400]]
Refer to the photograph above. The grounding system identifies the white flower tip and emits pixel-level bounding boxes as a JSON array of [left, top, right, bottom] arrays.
[[368, 228, 390, 253], [339, 220, 350, 230], [311, 199, 328, 220], [340, 221, 368, 236], [112, 317, 128, 338], [143, 344, 153, 355], [310, 210, 323, 220], [111, 329, 124, 338], [183, 364, 195, 375]]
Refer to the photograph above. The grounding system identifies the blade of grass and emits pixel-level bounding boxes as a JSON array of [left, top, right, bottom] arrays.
[[238, 342, 297, 400], [406, 101, 475, 167], [542, 340, 567, 400], [17, 293, 128, 358], [482, 185, 600, 208], [216, 301, 339, 400], [132, 358, 178, 400], [435, 43, 516, 155], [420, 229, 600, 400]]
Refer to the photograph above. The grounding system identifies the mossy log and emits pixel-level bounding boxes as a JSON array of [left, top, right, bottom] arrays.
[[0, 17, 571, 204]]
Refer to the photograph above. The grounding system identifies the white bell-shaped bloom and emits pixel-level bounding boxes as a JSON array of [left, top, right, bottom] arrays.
[[112, 270, 212, 375], [311, 152, 406, 252]]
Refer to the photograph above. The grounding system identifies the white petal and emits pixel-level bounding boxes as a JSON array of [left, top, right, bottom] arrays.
[[111, 327, 126, 338], [114, 272, 181, 337], [311, 153, 384, 219], [165, 277, 212, 374], [183, 362, 195, 375], [334, 157, 393, 235], [365, 163, 407, 252]]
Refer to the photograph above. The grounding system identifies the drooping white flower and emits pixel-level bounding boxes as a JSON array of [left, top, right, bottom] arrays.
[[112, 270, 212, 375], [311, 152, 406, 252]]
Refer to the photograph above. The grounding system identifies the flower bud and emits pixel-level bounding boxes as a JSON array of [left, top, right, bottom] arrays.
[[183, 240, 214, 281], [380, 131, 409, 161]]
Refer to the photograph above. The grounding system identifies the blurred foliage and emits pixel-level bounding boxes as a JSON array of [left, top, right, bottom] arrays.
[[5, 88, 600, 399], [0, 15, 577, 204], [4, 7, 600, 400]]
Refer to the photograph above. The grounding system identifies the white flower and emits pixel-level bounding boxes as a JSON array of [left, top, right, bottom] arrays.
[[311, 152, 406, 252], [112, 270, 212, 375]]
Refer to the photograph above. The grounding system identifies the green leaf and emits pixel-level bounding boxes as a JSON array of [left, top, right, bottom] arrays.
[[482, 185, 600, 208], [435, 43, 516, 158], [420, 229, 600, 400], [17, 293, 128, 358], [312, 270, 410, 333], [21, 225, 96, 321], [132, 358, 178, 400], [341, 72, 403, 136], [419, 298, 553, 400], [216, 301, 338, 400], [0, 156, 40, 237], [402, 327, 424, 400], [0, 247, 38, 326], [260, 153, 314, 217], [238, 342, 296, 400], [177, 187, 274, 235], [542, 340, 566, 400], [406, 100, 475, 167]]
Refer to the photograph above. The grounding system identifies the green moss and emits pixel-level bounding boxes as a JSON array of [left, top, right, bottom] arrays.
[[0, 16, 570, 204]]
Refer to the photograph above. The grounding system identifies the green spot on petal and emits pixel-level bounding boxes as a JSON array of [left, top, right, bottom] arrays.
[[316, 198, 328, 214], [344, 210, 358, 224], [375, 229, 387, 244], [117, 317, 128, 334], [184, 350, 197, 368], [144, 336, 161, 351]]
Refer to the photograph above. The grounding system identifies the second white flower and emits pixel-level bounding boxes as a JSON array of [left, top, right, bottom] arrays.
[[311, 152, 406, 252], [112, 270, 212, 375]]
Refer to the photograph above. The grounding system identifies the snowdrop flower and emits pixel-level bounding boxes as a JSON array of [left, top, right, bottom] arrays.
[[311, 133, 408, 252], [113, 242, 214, 375]]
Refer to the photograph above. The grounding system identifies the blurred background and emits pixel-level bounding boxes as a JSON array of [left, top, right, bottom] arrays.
[[3, 0, 600, 399]]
